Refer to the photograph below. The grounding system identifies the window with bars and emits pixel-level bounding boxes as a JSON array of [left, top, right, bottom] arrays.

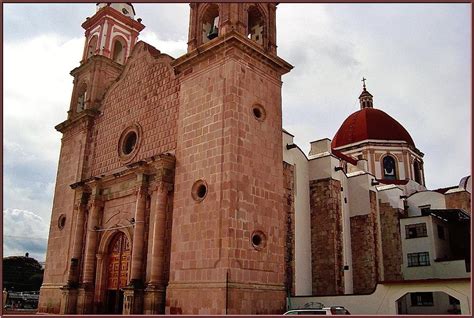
[[407, 252, 430, 267], [410, 292, 434, 306], [405, 223, 427, 239]]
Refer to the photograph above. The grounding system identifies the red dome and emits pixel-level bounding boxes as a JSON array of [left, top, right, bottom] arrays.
[[332, 108, 415, 149]]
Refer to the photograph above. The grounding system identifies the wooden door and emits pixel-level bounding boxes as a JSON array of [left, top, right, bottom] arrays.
[[106, 232, 130, 313]]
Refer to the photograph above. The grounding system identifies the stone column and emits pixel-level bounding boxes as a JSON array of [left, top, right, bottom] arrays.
[[130, 184, 147, 284], [144, 181, 170, 314], [77, 195, 102, 314], [69, 193, 88, 284], [60, 191, 89, 314], [123, 177, 148, 314]]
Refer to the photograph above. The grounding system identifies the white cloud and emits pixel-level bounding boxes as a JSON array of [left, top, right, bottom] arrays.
[[139, 31, 187, 59], [3, 208, 49, 261]]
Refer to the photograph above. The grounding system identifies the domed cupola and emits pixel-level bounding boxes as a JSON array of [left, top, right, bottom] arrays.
[[331, 79, 425, 188]]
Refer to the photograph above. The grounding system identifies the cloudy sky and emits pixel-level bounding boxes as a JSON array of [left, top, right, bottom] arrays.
[[3, 3, 471, 261]]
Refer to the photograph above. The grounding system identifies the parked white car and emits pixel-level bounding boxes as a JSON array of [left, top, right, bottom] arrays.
[[284, 306, 351, 315]]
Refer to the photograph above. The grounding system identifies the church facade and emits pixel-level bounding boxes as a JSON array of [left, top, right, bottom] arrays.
[[38, 3, 471, 315]]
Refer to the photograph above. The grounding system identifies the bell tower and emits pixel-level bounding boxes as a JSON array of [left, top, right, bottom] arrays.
[[39, 4, 145, 315], [167, 3, 292, 314], [67, 3, 144, 119]]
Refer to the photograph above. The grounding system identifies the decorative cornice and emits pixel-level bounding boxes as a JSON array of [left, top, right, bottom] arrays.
[[81, 6, 145, 33], [55, 109, 100, 133], [172, 30, 293, 76]]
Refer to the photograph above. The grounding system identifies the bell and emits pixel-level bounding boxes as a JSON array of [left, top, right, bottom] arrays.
[[207, 16, 219, 40], [207, 27, 218, 40]]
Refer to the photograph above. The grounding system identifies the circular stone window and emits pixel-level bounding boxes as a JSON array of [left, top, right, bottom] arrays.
[[251, 230, 267, 250], [191, 180, 208, 202], [118, 124, 142, 162], [58, 214, 66, 230], [122, 131, 137, 155], [252, 104, 266, 121]]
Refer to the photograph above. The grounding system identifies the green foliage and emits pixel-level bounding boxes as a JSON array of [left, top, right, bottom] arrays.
[[3, 256, 44, 291]]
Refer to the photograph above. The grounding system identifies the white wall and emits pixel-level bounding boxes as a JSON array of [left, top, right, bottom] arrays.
[[400, 216, 469, 280], [406, 191, 446, 217], [289, 280, 471, 315], [283, 132, 312, 296]]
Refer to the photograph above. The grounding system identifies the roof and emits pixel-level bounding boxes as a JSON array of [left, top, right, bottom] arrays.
[[331, 108, 415, 149], [433, 185, 458, 194], [421, 209, 470, 223]]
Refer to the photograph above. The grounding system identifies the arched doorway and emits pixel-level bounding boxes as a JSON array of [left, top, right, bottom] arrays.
[[106, 232, 130, 314]]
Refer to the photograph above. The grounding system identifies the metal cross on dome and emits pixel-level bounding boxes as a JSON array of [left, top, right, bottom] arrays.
[[362, 77, 367, 90]]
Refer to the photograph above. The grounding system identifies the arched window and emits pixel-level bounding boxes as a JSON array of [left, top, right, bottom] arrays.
[[247, 6, 264, 46], [112, 38, 126, 64], [414, 160, 422, 184], [201, 4, 219, 44], [383, 155, 397, 180], [86, 35, 98, 59]]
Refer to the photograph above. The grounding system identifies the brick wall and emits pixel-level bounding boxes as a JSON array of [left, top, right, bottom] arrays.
[[309, 178, 344, 295], [350, 191, 378, 294], [379, 201, 403, 281]]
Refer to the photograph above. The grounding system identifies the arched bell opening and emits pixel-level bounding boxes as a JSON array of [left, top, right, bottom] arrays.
[[201, 4, 219, 44], [247, 5, 265, 47], [111, 36, 127, 64], [86, 35, 98, 60], [76, 83, 88, 113]]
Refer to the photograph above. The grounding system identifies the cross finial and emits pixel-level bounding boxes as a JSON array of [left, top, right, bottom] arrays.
[[362, 77, 367, 90]]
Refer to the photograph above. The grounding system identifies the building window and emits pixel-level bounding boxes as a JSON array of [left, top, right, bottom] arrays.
[[410, 292, 434, 306], [382, 155, 397, 179], [407, 252, 430, 267], [405, 223, 427, 239], [437, 224, 445, 240]]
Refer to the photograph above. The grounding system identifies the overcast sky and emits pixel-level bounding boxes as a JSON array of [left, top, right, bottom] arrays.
[[3, 3, 471, 261]]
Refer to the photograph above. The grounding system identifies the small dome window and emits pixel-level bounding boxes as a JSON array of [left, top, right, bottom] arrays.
[[383, 155, 397, 180]]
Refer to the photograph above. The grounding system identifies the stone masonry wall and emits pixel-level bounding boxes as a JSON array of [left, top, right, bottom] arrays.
[[283, 162, 296, 296], [379, 201, 403, 281], [445, 191, 471, 214], [350, 191, 378, 294], [309, 178, 344, 295], [90, 42, 179, 177]]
